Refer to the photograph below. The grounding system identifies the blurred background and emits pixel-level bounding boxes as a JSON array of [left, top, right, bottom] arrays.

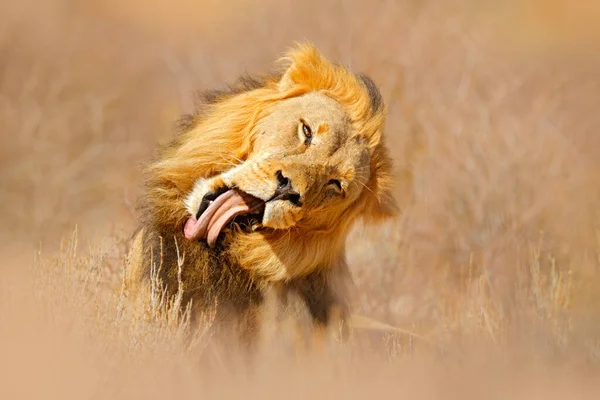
[[2, 0, 600, 397]]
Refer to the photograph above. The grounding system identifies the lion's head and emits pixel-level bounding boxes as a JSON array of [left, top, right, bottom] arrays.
[[146, 43, 397, 280], [238, 90, 373, 231]]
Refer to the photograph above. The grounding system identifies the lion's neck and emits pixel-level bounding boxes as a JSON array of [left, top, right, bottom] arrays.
[[227, 228, 348, 282]]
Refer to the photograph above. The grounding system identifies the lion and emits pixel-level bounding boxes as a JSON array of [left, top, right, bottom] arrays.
[[126, 43, 398, 345]]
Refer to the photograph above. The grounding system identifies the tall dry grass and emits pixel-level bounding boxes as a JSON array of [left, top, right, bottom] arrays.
[[2, 0, 600, 398]]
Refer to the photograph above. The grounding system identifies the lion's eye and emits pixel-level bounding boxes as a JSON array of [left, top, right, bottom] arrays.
[[301, 120, 312, 145], [327, 179, 343, 193]]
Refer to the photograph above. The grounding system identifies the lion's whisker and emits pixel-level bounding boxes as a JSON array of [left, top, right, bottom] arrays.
[[218, 152, 242, 167]]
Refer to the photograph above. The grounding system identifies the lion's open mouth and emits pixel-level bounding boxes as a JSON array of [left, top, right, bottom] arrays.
[[183, 189, 265, 247]]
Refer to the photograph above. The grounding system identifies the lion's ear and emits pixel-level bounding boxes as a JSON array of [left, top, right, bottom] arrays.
[[363, 185, 400, 222], [276, 42, 325, 92], [362, 148, 401, 222], [277, 72, 295, 92]]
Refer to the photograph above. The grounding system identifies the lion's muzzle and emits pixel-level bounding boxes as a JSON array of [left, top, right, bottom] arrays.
[[184, 168, 306, 247]]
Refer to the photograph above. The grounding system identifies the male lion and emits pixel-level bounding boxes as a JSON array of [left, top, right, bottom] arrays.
[[126, 43, 398, 344]]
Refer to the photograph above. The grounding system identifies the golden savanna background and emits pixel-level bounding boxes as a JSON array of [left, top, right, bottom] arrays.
[[2, 0, 600, 398]]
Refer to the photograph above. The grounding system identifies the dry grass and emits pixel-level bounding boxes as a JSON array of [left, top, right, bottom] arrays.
[[2, 0, 600, 398]]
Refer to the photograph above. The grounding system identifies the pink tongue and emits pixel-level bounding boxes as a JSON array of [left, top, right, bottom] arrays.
[[184, 190, 237, 241], [183, 217, 202, 240], [206, 203, 256, 247], [183, 189, 263, 247]]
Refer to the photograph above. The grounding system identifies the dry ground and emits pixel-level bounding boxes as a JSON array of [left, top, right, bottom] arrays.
[[2, 0, 600, 398]]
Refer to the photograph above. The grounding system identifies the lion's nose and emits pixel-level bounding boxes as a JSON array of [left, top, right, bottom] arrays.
[[271, 170, 301, 206]]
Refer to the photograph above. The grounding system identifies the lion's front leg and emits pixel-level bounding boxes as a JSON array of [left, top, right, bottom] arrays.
[[292, 272, 350, 345]]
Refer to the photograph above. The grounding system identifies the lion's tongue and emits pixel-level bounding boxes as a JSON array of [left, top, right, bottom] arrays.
[[184, 189, 262, 247], [205, 203, 254, 247], [184, 190, 238, 241]]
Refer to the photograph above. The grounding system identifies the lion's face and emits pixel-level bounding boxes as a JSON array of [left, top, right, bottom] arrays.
[[232, 92, 371, 231], [183, 91, 380, 245]]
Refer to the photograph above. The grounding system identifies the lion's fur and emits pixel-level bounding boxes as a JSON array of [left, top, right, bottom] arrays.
[[126, 43, 397, 343]]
